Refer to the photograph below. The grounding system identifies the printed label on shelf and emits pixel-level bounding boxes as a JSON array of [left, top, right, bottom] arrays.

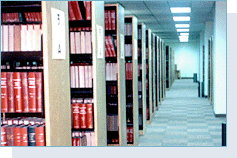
[[134, 39, 137, 60], [120, 34, 124, 59], [97, 25, 104, 59], [51, 8, 66, 60], [143, 41, 146, 60]]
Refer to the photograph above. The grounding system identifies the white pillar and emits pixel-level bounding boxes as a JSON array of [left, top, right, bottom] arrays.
[[213, 1, 227, 115]]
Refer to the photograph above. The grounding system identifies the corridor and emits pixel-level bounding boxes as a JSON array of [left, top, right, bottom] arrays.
[[139, 79, 226, 147]]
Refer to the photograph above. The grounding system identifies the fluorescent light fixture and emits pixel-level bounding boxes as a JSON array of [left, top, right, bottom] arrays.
[[180, 39, 189, 42], [175, 24, 190, 28], [180, 33, 189, 36], [177, 29, 189, 32], [170, 7, 191, 13], [173, 16, 190, 21], [179, 36, 189, 39]]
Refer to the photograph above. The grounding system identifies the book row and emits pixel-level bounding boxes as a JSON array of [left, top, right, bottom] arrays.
[[105, 36, 116, 57], [107, 115, 118, 131], [72, 131, 95, 146], [69, 27, 92, 32], [1, 72, 43, 113], [1, 12, 42, 23], [70, 65, 93, 88], [104, 9, 116, 31], [126, 126, 133, 143], [125, 62, 133, 80], [138, 28, 142, 40], [71, 98, 93, 129], [1, 61, 43, 70], [125, 23, 132, 36], [125, 44, 132, 57], [1, 117, 45, 146], [105, 63, 117, 81], [1, 24, 42, 52], [107, 85, 117, 95], [68, 1, 91, 21], [70, 31, 92, 54]]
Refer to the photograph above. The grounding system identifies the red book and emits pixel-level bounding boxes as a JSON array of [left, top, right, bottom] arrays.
[[13, 126, 21, 146], [127, 127, 129, 142], [6, 125, 14, 146], [21, 72, 29, 112], [28, 72, 37, 112], [79, 103, 87, 129], [35, 125, 45, 146], [13, 72, 22, 113], [1, 72, 8, 112], [71, 1, 83, 20], [1, 125, 7, 146], [72, 102, 80, 129], [105, 36, 112, 57], [86, 100, 93, 129], [76, 137, 81, 146], [84, 1, 91, 20], [108, 10, 112, 30], [35, 72, 43, 113], [72, 136, 76, 146], [68, 1, 76, 21], [108, 36, 116, 57], [105, 10, 108, 30], [7, 72, 15, 112], [129, 127, 133, 143], [111, 10, 116, 30], [20, 126, 28, 146]]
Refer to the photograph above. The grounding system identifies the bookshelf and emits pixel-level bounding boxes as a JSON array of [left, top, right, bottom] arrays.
[[124, 15, 138, 146], [166, 45, 171, 91], [104, 3, 127, 146], [208, 36, 214, 107], [69, 1, 107, 146], [161, 40, 166, 101], [146, 29, 152, 124], [158, 38, 162, 105], [138, 23, 146, 136]]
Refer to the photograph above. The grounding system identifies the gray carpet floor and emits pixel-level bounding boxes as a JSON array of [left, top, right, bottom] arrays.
[[138, 79, 226, 147]]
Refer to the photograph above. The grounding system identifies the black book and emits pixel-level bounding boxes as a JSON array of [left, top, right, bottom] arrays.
[[28, 125, 36, 146]]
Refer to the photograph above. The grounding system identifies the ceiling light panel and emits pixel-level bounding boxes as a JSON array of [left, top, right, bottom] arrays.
[[175, 24, 190, 28], [177, 29, 189, 32], [170, 7, 191, 13], [180, 33, 189, 36], [173, 16, 190, 21]]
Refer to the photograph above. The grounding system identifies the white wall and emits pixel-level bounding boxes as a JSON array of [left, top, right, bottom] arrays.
[[166, 42, 199, 78], [213, 1, 227, 115]]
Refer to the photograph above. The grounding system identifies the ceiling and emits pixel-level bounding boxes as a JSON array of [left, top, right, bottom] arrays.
[[105, 1, 215, 43]]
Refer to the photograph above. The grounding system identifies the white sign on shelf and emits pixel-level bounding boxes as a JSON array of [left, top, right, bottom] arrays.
[[97, 25, 104, 59], [120, 34, 124, 59], [51, 8, 66, 60], [134, 39, 137, 60]]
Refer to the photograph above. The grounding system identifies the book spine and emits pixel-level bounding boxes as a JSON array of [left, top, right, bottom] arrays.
[[28, 126, 36, 146], [84, 1, 91, 20], [9, 25, 15, 52], [6, 126, 14, 146], [72, 103, 80, 129], [3, 25, 9, 51], [111, 10, 116, 30], [68, 1, 76, 21], [35, 125, 45, 146], [105, 10, 108, 30], [79, 103, 87, 129], [35, 72, 43, 113], [14, 25, 21, 52], [28, 72, 37, 112], [86, 102, 93, 129], [13, 126, 21, 146], [108, 10, 112, 30], [20, 127, 28, 146], [70, 32, 75, 54], [1, 72, 8, 112], [7, 72, 15, 112], [21, 72, 29, 112], [1, 126, 7, 146], [71, 1, 83, 20], [13, 72, 22, 113]]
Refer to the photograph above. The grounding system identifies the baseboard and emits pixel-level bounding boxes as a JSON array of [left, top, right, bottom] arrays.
[[181, 77, 193, 79]]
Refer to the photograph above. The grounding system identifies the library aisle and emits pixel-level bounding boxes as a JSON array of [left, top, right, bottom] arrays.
[[139, 79, 226, 147]]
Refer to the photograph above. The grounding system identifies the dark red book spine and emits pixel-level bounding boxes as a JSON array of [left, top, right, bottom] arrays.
[[84, 1, 91, 20], [79, 103, 87, 129], [111, 10, 116, 30], [6, 126, 14, 146], [72, 103, 80, 129], [71, 1, 83, 20], [108, 10, 112, 30], [129, 127, 133, 143], [86, 103, 93, 129], [72, 136, 76, 146], [35, 72, 43, 113], [105, 10, 108, 30], [35, 125, 45, 146], [28, 72, 37, 112], [1, 126, 7, 146], [13, 126, 21, 146], [76, 137, 81, 146], [20, 126, 28, 146], [13, 72, 22, 113], [1, 72, 8, 112], [21, 72, 29, 112], [7, 72, 15, 112]]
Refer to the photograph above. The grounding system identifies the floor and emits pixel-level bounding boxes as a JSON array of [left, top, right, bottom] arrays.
[[138, 79, 226, 147]]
